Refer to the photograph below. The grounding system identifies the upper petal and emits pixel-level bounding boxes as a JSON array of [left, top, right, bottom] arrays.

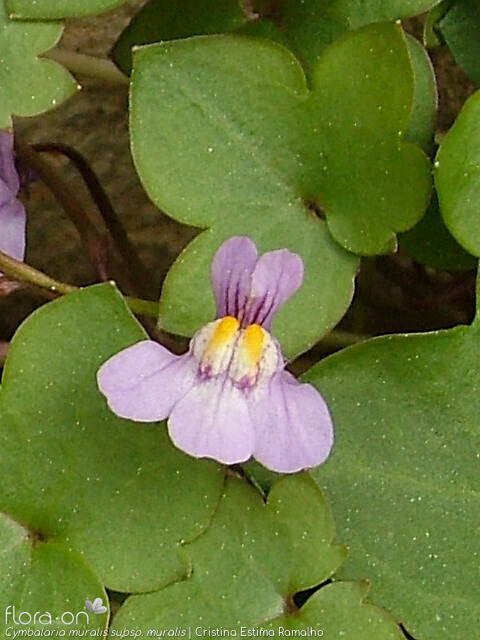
[[168, 376, 255, 465], [250, 370, 333, 473], [0, 132, 19, 195], [211, 236, 258, 318], [0, 197, 26, 262], [243, 249, 303, 329], [97, 340, 195, 422]]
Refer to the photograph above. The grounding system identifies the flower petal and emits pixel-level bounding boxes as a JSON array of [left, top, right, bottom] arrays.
[[244, 249, 303, 329], [168, 376, 255, 464], [250, 371, 333, 473], [211, 236, 258, 318], [97, 340, 195, 422], [0, 131, 19, 195], [0, 197, 26, 262]]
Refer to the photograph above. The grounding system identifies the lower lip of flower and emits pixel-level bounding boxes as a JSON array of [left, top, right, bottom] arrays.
[[192, 316, 280, 390]]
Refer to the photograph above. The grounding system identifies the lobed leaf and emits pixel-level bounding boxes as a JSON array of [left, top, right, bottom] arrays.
[[130, 26, 431, 358], [253, 0, 443, 70], [0, 0, 76, 129], [263, 581, 404, 640], [112, 475, 402, 638], [0, 285, 224, 593], [305, 294, 480, 639], [113, 0, 443, 73], [0, 513, 107, 635]]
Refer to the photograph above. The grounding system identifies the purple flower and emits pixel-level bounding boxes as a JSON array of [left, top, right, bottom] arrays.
[[0, 131, 26, 265], [98, 237, 333, 473]]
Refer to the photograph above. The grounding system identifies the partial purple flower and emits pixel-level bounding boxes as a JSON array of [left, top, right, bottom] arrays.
[[0, 131, 26, 265], [98, 236, 334, 473]]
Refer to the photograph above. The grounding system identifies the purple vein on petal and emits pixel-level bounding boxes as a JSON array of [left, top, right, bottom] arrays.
[[244, 249, 304, 329], [211, 236, 258, 319]]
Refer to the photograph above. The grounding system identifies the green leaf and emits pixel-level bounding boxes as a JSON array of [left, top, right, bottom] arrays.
[[435, 90, 480, 257], [131, 26, 431, 357], [112, 476, 340, 629], [400, 193, 476, 270], [440, 0, 480, 86], [0, 1, 77, 129], [263, 581, 404, 639], [112, 477, 403, 638], [6, 0, 127, 19], [253, 0, 444, 69], [404, 34, 438, 154], [112, 0, 247, 75], [112, 0, 443, 74], [235, 16, 290, 50], [0, 513, 107, 635], [272, 0, 443, 28], [305, 304, 480, 639], [159, 227, 356, 362], [0, 284, 224, 592]]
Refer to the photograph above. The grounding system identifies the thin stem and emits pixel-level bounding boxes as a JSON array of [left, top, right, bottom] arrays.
[[0, 251, 158, 318], [33, 142, 151, 297], [43, 49, 129, 86], [15, 139, 110, 282], [0, 251, 77, 296]]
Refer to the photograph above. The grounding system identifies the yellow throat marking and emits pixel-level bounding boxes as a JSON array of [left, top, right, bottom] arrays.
[[243, 323, 265, 367], [206, 316, 240, 356], [205, 316, 266, 369]]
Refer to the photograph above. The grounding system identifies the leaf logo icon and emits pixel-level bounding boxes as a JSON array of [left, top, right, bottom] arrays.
[[85, 598, 107, 614]]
